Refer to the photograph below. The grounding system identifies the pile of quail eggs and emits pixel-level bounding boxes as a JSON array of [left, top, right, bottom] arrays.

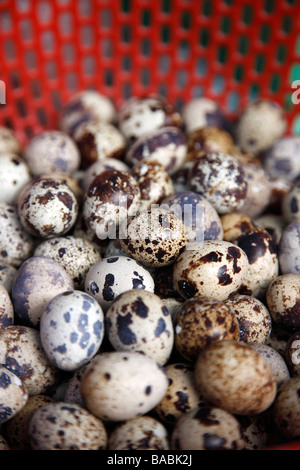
[[1, 91, 300, 450]]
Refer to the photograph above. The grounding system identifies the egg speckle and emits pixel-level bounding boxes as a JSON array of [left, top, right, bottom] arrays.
[[0, 153, 31, 205], [0, 365, 28, 424], [273, 377, 300, 440], [266, 273, 300, 330], [0, 283, 14, 329]]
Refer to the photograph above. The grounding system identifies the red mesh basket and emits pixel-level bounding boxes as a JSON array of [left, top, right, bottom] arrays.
[[0, 0, 300, 147]]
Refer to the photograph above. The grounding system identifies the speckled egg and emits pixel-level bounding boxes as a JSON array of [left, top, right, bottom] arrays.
[[108, 416, 170, 450], [255, 213, 285, 247], [268, 176, 292, 213], [161, 190, 223, 243], [40, 290, 104, 371], [173, 240, 249, 301], [194, 340, 277, 415], [186, 126, 234, 161], [83, 169, 141, 240], [237, 415, 269, 450], [0, 263, 17, 293], [272, 377, 300, 440], [235, 99, 287, 155], [225, 294, 272, 344], [80, 351, 169, 421], [235, 226, 279, 299], [174, 297, 240, 361], [23, 130, 81, 176], [33, 235, 102, 289], [11, 255, 74, 327], [0, 202, 34, 267], [0, 435, 10, 450], [155, 363, 207, 424], [250, 343, 290, 387], [85, 256, 155, 311], [267, 322, 291, 358], [0, 365, 28, 424], [188, 151, 248, 214], [221, 212, 256, 242], [105, 289, 173, 365], [182, 97, 228, 134], [0, 283, 13, 329], [125, 126, 187, 176], [120, 207, 188, 267], [0, 126, 21, 155], [237, 163, 272, 218], [171, 406, 245, 450], [266, 274, 300, 330], [64, 359, 97, 406], [285, 331, 300, 377], [17, 176, 78, 239], [282, 181, 300, 224], [118, 95, 182, 142], [171, 161, 193, 193], [28, 401, 107, 450], [0, 153, 31, 205], [263, 136, 300, 182], [82, 157, 130, 191], [59, 90, 116, 136], [0, 325, 60, 395], [278, 221, 300, 274]]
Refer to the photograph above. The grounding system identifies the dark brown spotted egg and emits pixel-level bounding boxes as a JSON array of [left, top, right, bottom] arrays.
[[0, 365, 28, 425], [120, 207, 188, 267], [0, 153, 31, 205], [266, 274, 300, 331], [285, 331, 300, 377], [263, 136, 300, 183], [188, 151, 248, 214], [105, 289, 174, 365], [237, 415, 269, 450], [173, 240, 249, 301], [82, 157, 130, 191], [221, 212, 256, 243], [84, 256, 155, 311], [250, 343, 290, 387], [0, 283, 14, 329], [237, 163, 272, 218], [17, 176, 78, 239], [278, 221, 300, 275], [0, 126, 21, 155], [255, 213, 285, 247], [83, 169, 141, 240], [186, 126, 234, 161], [174, 297, 240, 361], [282, 181, 300, 224], [272, 377, 300, 440], [182, 97, 228, 134]]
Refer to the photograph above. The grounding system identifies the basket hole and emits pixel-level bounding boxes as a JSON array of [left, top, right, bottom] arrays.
[[45, 61, 58, 81], [202, 0, 213, 17], [16, 0, 30, 13], [37, 1, 53, 23], [101, 39, 113, 58], [141, 10, 151, 27], [179, 41, 189, 60], [281, 16, 292, 34], [297, 35, 300, 56], [83, 56, 95, 76], [66, 72, 78, 91], [59, 12, 73, 36], [193, 85, 203, 98], [100, 9, 112, 29], [37, 109, 48, 127], [254, 54, 266, 74], [277, 44, 287, 63], [161, 0, 171, 14], [181, 11, 191, 30], [241, 5, 253, 25], [196, 58, 207, 76], [161, 25, 171, 44], [270, 74, 281, 93], [249, 83, 260, 100], [25, 50, 36, 70], [159, 55, 170, 74], [123, 83, 132, 100], [10, 71, 21, 90], [121, 25, 131, 43], [79, 0, 92, 16], [17, 99, 27, 118], [20, 18, 33, 42], [260, 24, 271, 43], [199, 29, 210, 48], [234, 65, 244, 82], [4, 40, 16, 61], [122, 56, 132, 72], [41, 31, 55, 53], [264, 0, 275, 13], [227, 92, 240, 112], [290, 63, 300, 83], [31, 80, 41, 99], [104, 70, 114, 87], [220, 16, 231, 35], [121, 0, 131, 13], [0, 10, 12, 32], [158, 84, 167, 97], [51, 90, 62, 110], [238, 36, 249, 55], [141, 39, 151, 57], [177, 70, 188, 89], [81, 26, 94, 47], [63, 43, 75, 64], [213, 75, 225, 94], [217, 45, 228, 64], [141, 69, 150, 87]]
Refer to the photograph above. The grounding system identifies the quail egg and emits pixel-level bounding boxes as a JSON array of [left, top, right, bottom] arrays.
[[186, 126, 234, 161], [263, 136, 300, 182], [266, 274, 300, 330], [0, 365, 28, 424], [82, 158, 130, 191], [182, 97, 228, 134], [0, 126, 21, 155], [278, 221, 300, 274], [0, 153, 31, 205], [272, 377, 300, 440], [0, 283, 14, 329], [250, 343, 290, 387]]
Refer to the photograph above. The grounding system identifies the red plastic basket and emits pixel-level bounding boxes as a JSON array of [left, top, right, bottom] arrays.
[[0, 0, 300, 147]]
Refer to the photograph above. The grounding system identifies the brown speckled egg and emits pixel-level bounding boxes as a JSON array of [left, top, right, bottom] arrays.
[[11, 255, 74, 328], [64, 359, 97, 406], [34, 235, 102, 289], [237, 415, 269, 450], [235, 226, 279, 299], [0, 325, 60, 395], [108, 416, 170, 450], [235, 99, 287, 155], [82, 157, 130, 191], [186, 126, 234, 161], [0, 126, 21, 155], [105, 289, 174, 365], [5, 394, 54, 450], [263, 136, 300, 183], [28, 401, 107, 450], [80, 351, 169, 421], [250, 343, 290, 387], [188, 151, 248, 214], [155, 363, 207, 424], [225, 294, 272, 344], [237, 163, 272, 218], [17, 176, 78, 239], [23, 130, 81, 176], [282, 181, 300, 224], [0, 365, 28, 424], [272, 377, 300, 440], [285, 330, 300, 377], [0, 283, 13, 329], [171, 406, 245, 450], [173, 240, 249, 301], [221, 212, 256, 243], [194, 340, 277, 415], [267, 322, 291, 358], [0, 263, 17, 294], [174, 297, 240, 361], [85, 256, 155, 311], [0, 202, 34, 268], [118, 95, 182, 143], [0, 153, 31, 205], [83, 169, 141, 240], [255, 214, 285, 247], [171, 161, 193, 193], [120, 207, 188, 267], [278, 221, 300, 275], [182, 98, 228, 134], [266, 274, 300, 330]]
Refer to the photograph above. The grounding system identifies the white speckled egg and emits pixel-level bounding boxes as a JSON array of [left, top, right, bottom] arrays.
[[263, 136, 300, 182], [182, 98, 228, 134], [186, 126, 234, 162], [278, 221, 300, 274], [266, 274, 300, 330], [250, 343, 290, 387], [28, 401, 107, 450], [272, 377, 300, 440], [84, 255, 155, 311], [237, 415, 269, 450], [82, 157, 130, 191], [0, 126, 21, 155], [105, 289, 174, 365], [221, 212, 256, 242], [108, 416, 170, 450], [0, 263, 17, 293], [282, 181, 300, 224], [0, 283, 14, 329], [40, 290, 104, 371], [237, 163, 272, 218], [173, 240, 249, 301], [285, 330, 300, 377], [11, 256, 74, 328], [255, 213, 285, 247], [0, 365, 28, 424], [80, 351, 169, 421], [0, 153, 31, 205]]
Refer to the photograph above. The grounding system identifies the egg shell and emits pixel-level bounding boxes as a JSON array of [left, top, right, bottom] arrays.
[[237, 163, 272, 218], [17, 176, 78, 239], [266, 274, 300, 330], [194, 340, 277, 415], [237, 415, 269, 450], [105, 289, 174, 365], [221, 212, 256, 243], [267, 322, 291, 358], [0, 434, 10, 450], [171, 161, 193, 193], [155, 363, 206, 423], [225, 294, 272, 344], [250, 343, 290, 387], [272, 377, 300, 440], [186, 126, 234, 161], [0, 325, 60, 395], [284, 330, 300, 377], [40, 290, 105, 371], [173, 240, 249, 301], [282, 181, 300, 224], [278, 221, 300, 275], [0, 153, 31, 205], [189, 151, 248, 214], [11, 256, 74, 328], [84, 255, 155, 311], [28, 401, 107, 450], [0, 365, 28, 424], [174, 297, 240, 361], [108, 416, 170, 450], [0, 126, 21, 155], [82, 157, 130, 191], [0, 283, 13, 329], [34, 235, 102, 289], [80, 351, 169, 421], [263, 136, 300, 182], [171, 406, 245, 450], [0, 263, 17, 293], [182, 98, 228, 134], [255, 213, 285, 247], [0, 202, 34, 267], [120, 207, 188, 267], [64, 360, 95, 406], [40, 171, 84, 204]]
